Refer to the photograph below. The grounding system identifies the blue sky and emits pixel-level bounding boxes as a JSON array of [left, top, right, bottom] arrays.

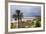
[[10, 5, 41, 17]]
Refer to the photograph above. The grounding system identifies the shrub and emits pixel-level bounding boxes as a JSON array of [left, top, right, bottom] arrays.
[[35, 21, 41, 27], [11, 23, 16, 29], [35, 17, 41, 27]]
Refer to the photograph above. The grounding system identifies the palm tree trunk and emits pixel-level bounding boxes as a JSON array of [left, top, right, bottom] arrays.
[[18, 17, 19, 28]]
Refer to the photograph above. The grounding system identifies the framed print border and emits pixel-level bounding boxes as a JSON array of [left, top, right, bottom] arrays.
[[5, 0, 45, 33]]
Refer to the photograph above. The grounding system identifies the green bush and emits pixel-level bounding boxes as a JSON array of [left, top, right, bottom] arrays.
[[35, 21, 41, 27], [11, 23, 16, 29], [35, 17, 41, 27]]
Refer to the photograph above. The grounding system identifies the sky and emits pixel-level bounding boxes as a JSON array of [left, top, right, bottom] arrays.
[[10, 5, 41, 17]]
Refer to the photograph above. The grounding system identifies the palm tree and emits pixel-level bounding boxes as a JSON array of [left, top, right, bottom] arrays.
[[13, 10, 23, 28]]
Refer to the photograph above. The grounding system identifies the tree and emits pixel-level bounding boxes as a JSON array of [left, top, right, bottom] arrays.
[[13, 14, 17, 20], [35, 16, 41, 27], [13, 10, 23, 28]]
